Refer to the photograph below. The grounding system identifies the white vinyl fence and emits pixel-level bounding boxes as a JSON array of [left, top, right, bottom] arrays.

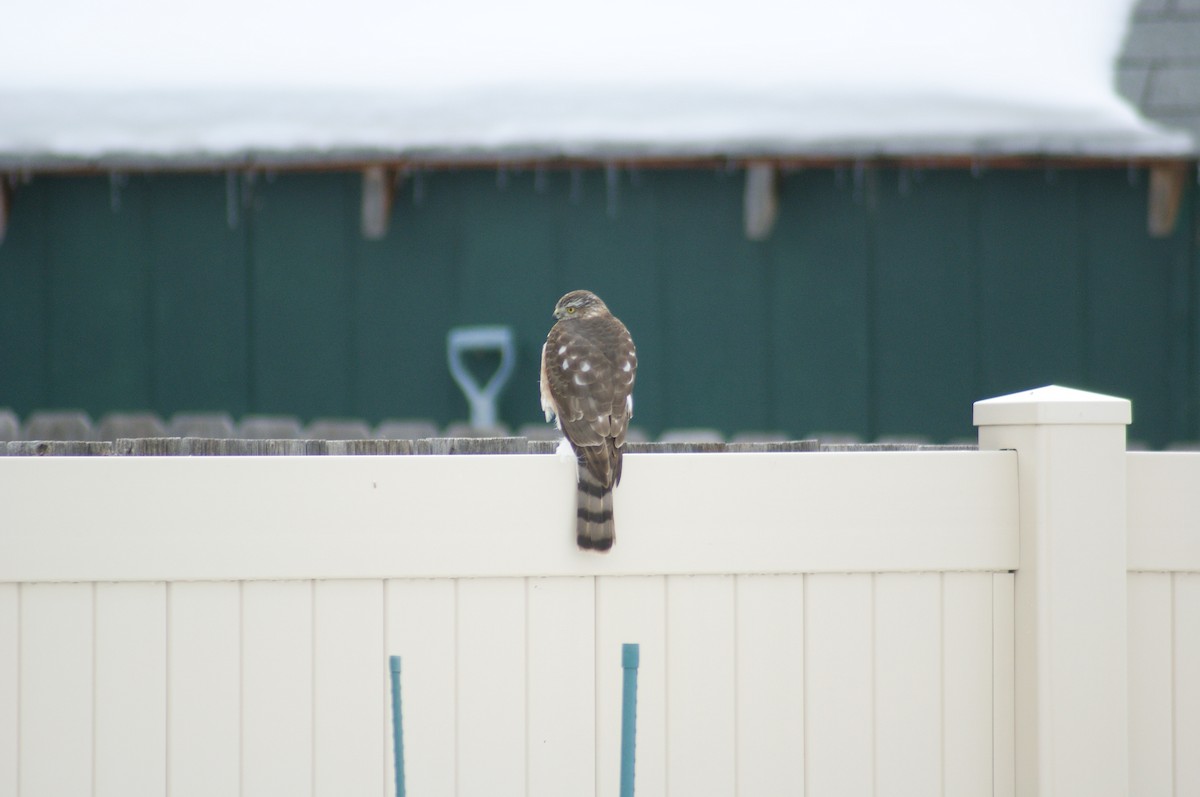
[[0, 385, 1197, 797]]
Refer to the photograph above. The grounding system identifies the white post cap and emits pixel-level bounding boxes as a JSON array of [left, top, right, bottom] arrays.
[[973, 384, 1132, 427]]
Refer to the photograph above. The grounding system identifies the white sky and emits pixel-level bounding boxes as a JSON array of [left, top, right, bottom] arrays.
[[2, 0, 1192, 159], [7, 0, 1132, 100]]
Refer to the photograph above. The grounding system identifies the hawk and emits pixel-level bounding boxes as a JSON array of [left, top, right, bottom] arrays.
[[540, 290, 637, 551]]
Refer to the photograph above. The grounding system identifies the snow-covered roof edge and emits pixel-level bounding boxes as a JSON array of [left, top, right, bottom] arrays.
[[0, 86, 1192, 173]]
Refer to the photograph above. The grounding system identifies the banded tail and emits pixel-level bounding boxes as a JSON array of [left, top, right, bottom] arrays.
[[576, 463, 615, 551]]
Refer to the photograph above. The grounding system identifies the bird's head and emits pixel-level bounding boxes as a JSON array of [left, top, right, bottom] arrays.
[[553, 290, 609, 321]]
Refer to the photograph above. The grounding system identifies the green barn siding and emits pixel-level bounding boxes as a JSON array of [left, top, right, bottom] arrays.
[[1079, 170, 1176, 443], [1186, 176, 1200, 441], [769, 169, 871, 437], [0, 180, 51, 411], [0, 166, 1195, 446], [147, 174, 251, 417], [47, 177, 155, 411], [976, 170, 1089, 396], [656, 170, 772, 432], [872, 169, 978, 441], [354, 169, 464, 423], [250, 173, 358, 416]]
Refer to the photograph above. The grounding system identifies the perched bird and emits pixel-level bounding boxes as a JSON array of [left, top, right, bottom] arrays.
[[540, 290, 638, 551]]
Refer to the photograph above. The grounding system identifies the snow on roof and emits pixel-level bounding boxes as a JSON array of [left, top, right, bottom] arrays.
[[1, 0, 1192, 167]]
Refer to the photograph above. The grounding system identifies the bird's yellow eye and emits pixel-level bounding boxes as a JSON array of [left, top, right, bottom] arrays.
[[566, 307, 576, 314]]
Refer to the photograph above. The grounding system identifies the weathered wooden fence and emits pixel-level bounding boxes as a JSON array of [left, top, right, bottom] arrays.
[[0, 385, 1196, 797]]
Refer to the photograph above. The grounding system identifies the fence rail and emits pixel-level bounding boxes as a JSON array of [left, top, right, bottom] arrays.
[[0, 450, 1017, 582]]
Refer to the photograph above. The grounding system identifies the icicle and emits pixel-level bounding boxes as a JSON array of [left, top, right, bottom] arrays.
[[241, 170, 257, 212], [605, 164, 619, 219], [743, 163, 778, 241], [496, 166, 509, 190], [534, 164, 549, 194], [569, 167, 583, 205], [1148, 162, 1188, 237], [1045, 167, 1058, 185], [412, 170, 426, 206], [851, 160, 866, 204], [0, 178, 9, 246], [360, 165, 392, 241], [970, 159, 984, 179], [225, 171, 239, 230], [108, 172, 127, 213]]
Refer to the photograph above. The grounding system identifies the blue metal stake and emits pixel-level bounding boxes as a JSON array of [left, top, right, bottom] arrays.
[[389, 655, 406, 797], [619, 643, 640, 797]]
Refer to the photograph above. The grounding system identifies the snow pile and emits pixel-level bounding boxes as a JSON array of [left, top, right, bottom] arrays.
[[0, 0, 1191, 164]]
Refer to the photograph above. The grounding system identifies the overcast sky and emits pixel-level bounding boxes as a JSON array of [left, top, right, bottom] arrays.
[[7, 0, 1135, 106]]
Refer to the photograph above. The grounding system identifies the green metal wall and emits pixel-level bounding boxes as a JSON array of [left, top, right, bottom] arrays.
[[1, 165, 1196, 445]]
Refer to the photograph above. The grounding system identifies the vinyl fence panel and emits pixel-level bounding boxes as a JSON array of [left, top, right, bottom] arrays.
[[19, 583, 93, 797], [665, 575, 737, 797], [804, 574, 873, 797], [456, 578, 526, 797], [241, 580, 314, 797], [875, 573, 942, 797], [735, 574, 805, 797], [167, 581, 241, 797], [595, 576, 668, 797], [1127, 572, 1173, 797], [942, 572, 997, 797], [527, 577, 596, 797], [94, 582, 167, 797], [313, 579, 386, 797], [384, 579, 457, 797], [0, 585, 16, 797], [1176, 574, 1200, 796]]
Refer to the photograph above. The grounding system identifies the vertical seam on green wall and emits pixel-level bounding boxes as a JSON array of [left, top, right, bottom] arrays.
[[1163, 164, 1196, 444], [969, 171, 984, 405], [244, 172, 257, 415], [646, 171, 663, 440], [1075, 172, 1091, 386], [1185, 164, 1195, 439], [40, 182, 54, 408], [754, 167, 775, 435], [345, 174, 359, 419], [656, 172, 672, 436], [761, 195, 777, 435], [550, 166, 565, 294], [864, 164, 879, 442], [143, 177, 158, 411]]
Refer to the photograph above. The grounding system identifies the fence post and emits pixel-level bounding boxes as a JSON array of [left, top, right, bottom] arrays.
[[974, 385, 1131, 797]]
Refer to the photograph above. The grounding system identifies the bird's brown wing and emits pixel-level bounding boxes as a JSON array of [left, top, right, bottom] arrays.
[[542, 317, 636, 486]]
